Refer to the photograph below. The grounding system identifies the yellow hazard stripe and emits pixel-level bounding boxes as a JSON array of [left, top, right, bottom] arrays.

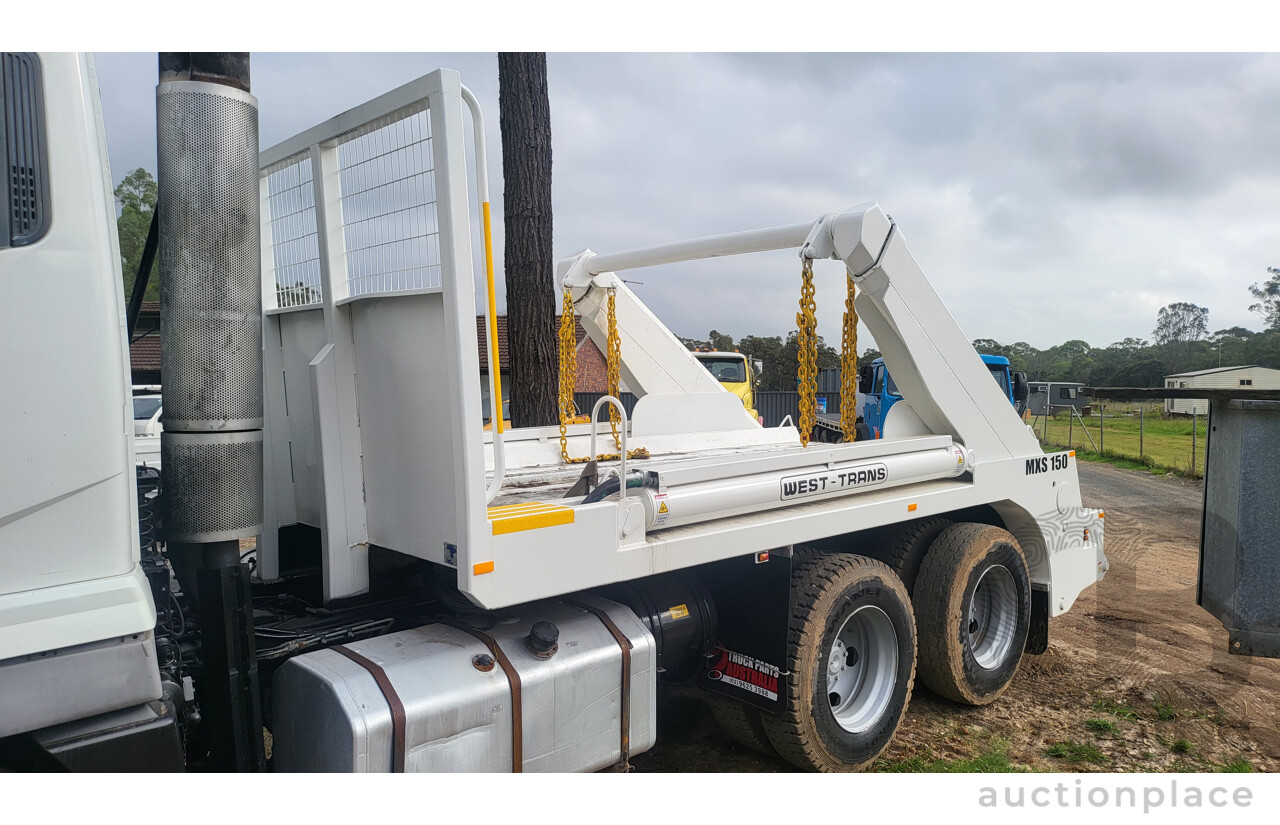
[[490, 506, 575, 535], [487, 502, 566, 516]]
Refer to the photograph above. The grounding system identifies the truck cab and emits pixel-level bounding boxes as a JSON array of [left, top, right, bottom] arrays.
[[859, 353, 1028, 439], [693, 350, 763, 422]]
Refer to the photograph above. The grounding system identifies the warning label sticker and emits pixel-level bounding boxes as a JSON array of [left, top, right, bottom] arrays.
[[663, 603, 690, 621], [708, 647, 780, 701], [652, 493, 671, 527]]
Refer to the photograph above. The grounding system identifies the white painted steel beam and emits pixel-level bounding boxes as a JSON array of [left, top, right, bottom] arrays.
[[567, 221, 815, 283], [309, 143, 369, 601], [259, 72, 446, 171], [569, 272, 729, 400], [428, 73, 493, 595]]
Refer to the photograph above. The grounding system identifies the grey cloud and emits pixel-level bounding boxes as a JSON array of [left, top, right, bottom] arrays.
[[93, 52, 1280, 352]]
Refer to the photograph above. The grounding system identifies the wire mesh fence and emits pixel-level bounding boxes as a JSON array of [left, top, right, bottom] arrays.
[[263, 158, 322, 308], [337, 109, 440, 297], [1031, 400, 1209, 477]]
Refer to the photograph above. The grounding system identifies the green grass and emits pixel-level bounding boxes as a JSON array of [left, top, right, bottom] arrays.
[[1075, 451, 1166, 475], [1091, 697, 1140, 721], [1153, 700, 1178, 721], [1171, 739, 1193, 754], [1085, 718, 1119, 735], [876, 737, 1025, 773], [1030, 403, 1207, 477], [1045, 739, 1108, 765], [1216, 757, 1254, 773]]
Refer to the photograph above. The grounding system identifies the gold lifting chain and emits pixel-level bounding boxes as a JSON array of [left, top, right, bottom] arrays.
[[840, 269, 858, 442], [606, 288, 623, 450], [796, 258, 818, 447], [558, 286, 650, 465], [558, 288, 579, 464]]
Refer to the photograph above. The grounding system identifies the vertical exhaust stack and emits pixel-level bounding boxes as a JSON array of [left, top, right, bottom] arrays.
[[156, 53, 265, 771], [157, 52, 263, 545]]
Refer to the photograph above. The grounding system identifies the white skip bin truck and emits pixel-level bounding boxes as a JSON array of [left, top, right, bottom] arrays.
[[0, 52, 1107, 772]]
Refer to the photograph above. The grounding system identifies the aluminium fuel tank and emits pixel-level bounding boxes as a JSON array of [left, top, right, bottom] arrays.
[[271, 595, 656, 772]]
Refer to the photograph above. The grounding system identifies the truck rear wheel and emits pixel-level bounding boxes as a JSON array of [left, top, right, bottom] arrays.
[[708, 696, 776, 755], [881, 516, 952, 594], [914, 523, 1030, 705], [761, 554, 916, 772]]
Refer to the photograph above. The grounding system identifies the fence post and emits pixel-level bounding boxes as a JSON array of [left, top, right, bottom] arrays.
[[1043, 408, 1049, 441], [1139, 406, 1144, 459], [1192, 406, 1197, 476], [1099, 404, 1105, 455], [1068, 408, 1073, 449]]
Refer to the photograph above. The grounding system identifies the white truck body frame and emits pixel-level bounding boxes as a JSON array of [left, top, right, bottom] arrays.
[[251, 75, 1106, 617]]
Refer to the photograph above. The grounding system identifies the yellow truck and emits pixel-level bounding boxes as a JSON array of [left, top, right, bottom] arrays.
[[693, 351, 764, 423]]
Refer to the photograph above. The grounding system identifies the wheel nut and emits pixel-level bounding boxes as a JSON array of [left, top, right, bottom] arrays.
[[472, 653, 495, 672]]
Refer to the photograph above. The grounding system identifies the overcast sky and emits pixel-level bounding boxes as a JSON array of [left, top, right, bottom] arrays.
[[94, 52, 1280, 351]]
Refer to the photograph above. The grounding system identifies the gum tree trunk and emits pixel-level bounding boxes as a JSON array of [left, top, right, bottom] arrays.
[[498, 52, 558, 428]]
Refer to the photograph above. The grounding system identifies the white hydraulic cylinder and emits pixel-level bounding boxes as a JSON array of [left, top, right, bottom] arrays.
[[638, 442, 968, 531]]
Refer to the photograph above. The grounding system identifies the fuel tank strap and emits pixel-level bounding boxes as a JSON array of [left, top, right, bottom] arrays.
[[563, 599, 633, 767], [445, 624, 524, 772], [331, 645, 406, 772]]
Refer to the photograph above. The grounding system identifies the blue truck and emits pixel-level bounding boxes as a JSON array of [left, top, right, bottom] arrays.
[[821, 354, 1027, 441]]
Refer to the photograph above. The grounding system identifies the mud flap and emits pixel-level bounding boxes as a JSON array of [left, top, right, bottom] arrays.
[[694, 549, 793, 715], [1026, 584, 1050, 655]]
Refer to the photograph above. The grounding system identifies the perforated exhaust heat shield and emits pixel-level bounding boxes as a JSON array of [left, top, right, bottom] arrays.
[[157, 79, 263, 541], [157, 81, 262, 431]]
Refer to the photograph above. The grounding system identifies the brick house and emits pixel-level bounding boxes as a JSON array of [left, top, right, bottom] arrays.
[[128, 302, 162, 386], [475, 315, 610, 411], [128, 304, 608, 396]]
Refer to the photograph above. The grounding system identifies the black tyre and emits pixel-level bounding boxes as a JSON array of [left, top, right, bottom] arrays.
[[914, 523, 1031, 706], [707, 695, 776, 755], [760, 554, 916, 772], [880, 517, 952, 594]]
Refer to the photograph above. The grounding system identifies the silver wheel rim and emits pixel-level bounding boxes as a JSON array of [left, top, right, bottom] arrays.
[[826, 605, 898, 734], [968, 563, 1018, 670]]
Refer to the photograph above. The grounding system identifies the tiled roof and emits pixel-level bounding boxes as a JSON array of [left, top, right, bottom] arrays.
[[477, 314, 588, 372], [129, 333, 161, 371]]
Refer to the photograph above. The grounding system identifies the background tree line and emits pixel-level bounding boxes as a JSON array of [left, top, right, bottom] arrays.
[[115, 168, 158, 302], [681, 287, 1280, 390], [113, 167, 320, 310], [117, 159, 1280, 392], [679, 329, 845, 392]]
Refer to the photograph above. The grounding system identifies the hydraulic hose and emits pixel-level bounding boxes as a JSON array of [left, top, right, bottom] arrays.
[[582, 475, 650, 504]]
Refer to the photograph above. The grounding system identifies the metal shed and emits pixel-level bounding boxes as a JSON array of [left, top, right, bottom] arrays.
[[1163, 366, 1280, 415], [1027, 381, 1089, 416]]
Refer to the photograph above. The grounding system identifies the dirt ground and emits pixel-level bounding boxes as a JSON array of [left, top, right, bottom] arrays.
[[631, 461, 1280, 773]]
